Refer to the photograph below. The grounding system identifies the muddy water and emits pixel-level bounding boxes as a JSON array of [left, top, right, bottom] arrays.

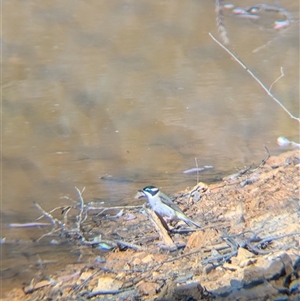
[[2, 0, 299, 294]]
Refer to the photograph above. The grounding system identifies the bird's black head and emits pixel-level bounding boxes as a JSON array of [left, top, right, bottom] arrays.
[[141, 186, 159, 196]]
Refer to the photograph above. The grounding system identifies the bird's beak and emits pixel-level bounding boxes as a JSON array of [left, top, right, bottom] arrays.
[[134, 190, 145, 199]]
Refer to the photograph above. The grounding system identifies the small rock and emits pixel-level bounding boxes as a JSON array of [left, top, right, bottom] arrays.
[[242, 267, 264, 288], [137, 281, 159, 296], [230, 279, 243, 289], [79, 271, 93, 281], [264, 259, 285, 281], [141, 254, 155, 264], [256, 257, 285, 281], [94, 276, 123, 292], [152, 271, 161, 280], [278, 252, 292, 267], [203, 263, 214, 275], [132, 257, 141, 265], [231, 248, 255, 268], [173, 282, 204, 300], [240, 258, 257, 268]]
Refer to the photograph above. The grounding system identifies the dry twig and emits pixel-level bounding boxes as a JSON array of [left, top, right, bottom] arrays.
[[209, 33, 300, 123]]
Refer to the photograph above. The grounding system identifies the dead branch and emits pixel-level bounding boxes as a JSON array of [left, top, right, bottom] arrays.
[[145, 207, 178, 251], [34, 203, 65, 228], [74, 186, 87, 232], [94, 205, 142, 216], [85, 288, 137, 300], [269, 67, 284, 92], [115, 240, 144, 251], [85, 289, 129, 299], [209, 33, 300, 123], [33, 188, 143, 252], [201, 231, 300, 266], [23, 279, 55, 294], [260, 146, 270, 166], [35, 201, 85, 243], [8, 222, 51, 228], [253, 232, 300, 249]]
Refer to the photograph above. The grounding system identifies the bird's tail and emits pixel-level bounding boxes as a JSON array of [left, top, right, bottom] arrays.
[[186, 218, 202, 228], [176, 212, 202, 228]]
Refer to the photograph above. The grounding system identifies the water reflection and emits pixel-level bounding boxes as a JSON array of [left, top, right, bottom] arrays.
[[2, 0, 299, 295]]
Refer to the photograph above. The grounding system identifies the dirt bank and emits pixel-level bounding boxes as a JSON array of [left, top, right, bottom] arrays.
[[3, 149, 300, 301]]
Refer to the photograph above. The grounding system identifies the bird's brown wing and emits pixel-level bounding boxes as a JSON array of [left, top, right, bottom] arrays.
[[159, 192, 185, 214]]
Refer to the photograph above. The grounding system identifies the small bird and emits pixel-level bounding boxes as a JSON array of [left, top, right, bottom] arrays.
[[136, 186, 201, 228]]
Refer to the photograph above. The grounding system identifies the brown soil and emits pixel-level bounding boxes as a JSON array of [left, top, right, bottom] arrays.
[[3, 150, 300, 301]]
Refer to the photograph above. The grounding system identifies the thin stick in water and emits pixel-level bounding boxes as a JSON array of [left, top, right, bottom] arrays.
[[209, 33, 300, 123]]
